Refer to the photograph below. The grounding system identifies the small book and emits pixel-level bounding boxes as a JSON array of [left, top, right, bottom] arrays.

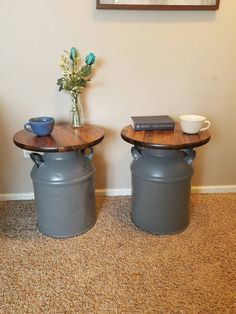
[[131, 115, 175, 131]]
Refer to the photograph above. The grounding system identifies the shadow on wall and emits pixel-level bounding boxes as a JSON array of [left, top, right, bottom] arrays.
[[0, 100, 10, 193], [191, 147, 205, 187], [92, 126, 116, 191], [192, 116, 215, 187]]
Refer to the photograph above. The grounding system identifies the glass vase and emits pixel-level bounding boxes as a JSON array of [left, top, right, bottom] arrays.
[[71, 96, 83, 128]]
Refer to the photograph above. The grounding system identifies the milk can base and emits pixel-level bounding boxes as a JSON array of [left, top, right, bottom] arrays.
[[131, 214, 189, 235], [37, 219, 97, 238]]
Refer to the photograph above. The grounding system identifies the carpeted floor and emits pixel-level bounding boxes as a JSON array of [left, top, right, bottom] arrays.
[[0, 194, 235, 313]]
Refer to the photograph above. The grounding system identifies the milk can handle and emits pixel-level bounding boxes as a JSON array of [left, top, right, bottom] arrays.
[[131, 147, 142, 160], [30, 153, 45, 168], [182, 149, 196, 165], [83, 147, 94, 160]]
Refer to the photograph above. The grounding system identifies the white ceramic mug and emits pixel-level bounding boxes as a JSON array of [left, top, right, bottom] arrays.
[[179, 115, 211, 134]]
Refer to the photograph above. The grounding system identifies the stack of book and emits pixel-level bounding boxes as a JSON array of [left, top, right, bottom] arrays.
[[131, 115, 175, 131]]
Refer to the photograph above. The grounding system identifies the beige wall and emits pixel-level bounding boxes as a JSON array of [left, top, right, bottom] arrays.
[[0, 0, 235, 196]]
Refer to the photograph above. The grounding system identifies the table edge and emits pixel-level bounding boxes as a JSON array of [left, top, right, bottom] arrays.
[[120, 128, 211, 150], [13, 124, 105, 152]]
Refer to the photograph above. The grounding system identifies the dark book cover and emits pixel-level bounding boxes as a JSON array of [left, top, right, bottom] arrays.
[[131, 115, 175, 131]]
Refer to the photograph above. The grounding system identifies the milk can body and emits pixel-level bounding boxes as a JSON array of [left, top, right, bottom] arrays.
[[131, 146, 195, 234], [30, 151, 96, 238]]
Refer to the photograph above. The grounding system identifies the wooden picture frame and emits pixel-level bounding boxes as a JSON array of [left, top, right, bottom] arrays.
[[96, 0, 220, 10]]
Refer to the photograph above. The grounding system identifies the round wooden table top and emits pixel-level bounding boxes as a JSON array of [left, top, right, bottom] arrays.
[[13, 123, 105, 152], [121, 123, 211, 149]]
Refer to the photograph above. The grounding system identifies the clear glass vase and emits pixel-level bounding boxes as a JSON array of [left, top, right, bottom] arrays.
[[71, 96, 83, 128]]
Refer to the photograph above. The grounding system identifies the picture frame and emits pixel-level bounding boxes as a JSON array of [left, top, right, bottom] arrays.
[[96, 0, 220, 10]]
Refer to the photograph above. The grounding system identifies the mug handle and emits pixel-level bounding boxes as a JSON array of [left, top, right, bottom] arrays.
[[200, 120, 211, 131], [24, 122, 33, 132]]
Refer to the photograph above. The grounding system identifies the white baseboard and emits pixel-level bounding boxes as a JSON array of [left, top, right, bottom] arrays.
[[191, 185, 236, 193], [0, 193, 35, 201], [96, 189, 131, 196], [97, 186, 236, 195], [0, 185, 235, 201]]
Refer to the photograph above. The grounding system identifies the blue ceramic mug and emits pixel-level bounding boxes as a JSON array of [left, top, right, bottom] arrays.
[[24, 117, 55, 136]]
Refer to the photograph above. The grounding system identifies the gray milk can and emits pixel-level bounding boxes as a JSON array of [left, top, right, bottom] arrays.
[[30, 150, 96, 238], [131, 146, 196, 234]]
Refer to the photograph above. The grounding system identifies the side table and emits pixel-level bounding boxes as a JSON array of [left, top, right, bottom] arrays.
[[13, 123, 105, 238], [121, 123, 211, 235]]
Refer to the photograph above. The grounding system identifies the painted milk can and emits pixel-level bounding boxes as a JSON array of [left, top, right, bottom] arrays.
[[130, 146, 196, 234], [30, 150, 96, 238]]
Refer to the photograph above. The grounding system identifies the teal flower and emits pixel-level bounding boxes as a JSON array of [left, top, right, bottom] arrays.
[[85, 53, 96, 65], [69, 47, 77, 61], [58, 47, 96, 99]]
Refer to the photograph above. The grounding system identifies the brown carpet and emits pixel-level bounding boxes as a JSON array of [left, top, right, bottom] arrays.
[[0, 194, 235, 313]]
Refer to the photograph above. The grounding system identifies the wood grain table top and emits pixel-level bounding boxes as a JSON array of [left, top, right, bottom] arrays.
[[121, 123, 211, 149], [13, 123, 105, 152]]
